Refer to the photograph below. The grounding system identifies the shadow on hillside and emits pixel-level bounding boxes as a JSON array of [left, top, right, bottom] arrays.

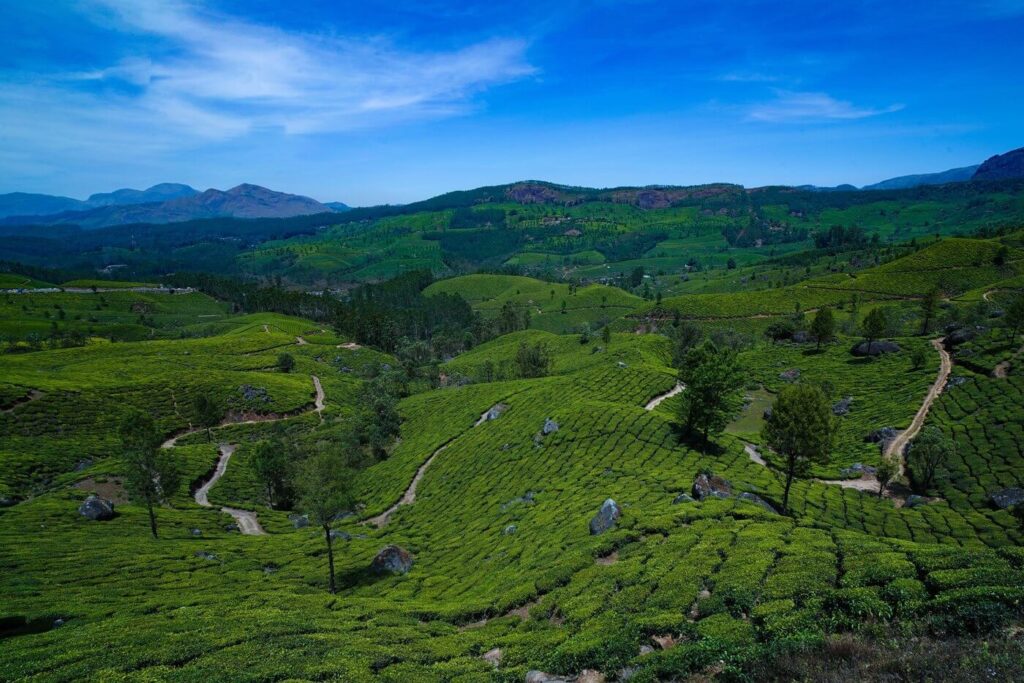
[[671, 424, 727, 456], [335, 566, 391, 591], [0, 615, 63, 640]]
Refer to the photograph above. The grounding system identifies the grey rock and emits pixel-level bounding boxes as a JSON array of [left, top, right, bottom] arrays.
[[672, 492, 695, 504], [904, 495, 929, 508], [371, 545, 414, 574], [526, 672, 574, 683], [482, 403, 508, 422], [52, 618, 65, 628], [692, 473, 732, 501], [329, 529, 351, 541], [238, 384, 271, 403], [542, 418, 560, 435], [762, 407, 773, 420], [502, 524, 518, 535], [779, 368, 801, 382], [224, 523, 239, 533], [0, 496, 17, 508], [73, 459, 93, 472], [946, 375, 970, 390], [589, 498, 621, 535], [852, 340, 901, 356], [737, 492, 778, 514], [792, 330, 810, 344], [194, 551, 217, 561], [289, 513, 309, 529], [190, 528, 203, 537], [946, 327, 977, 346], [483, 647, 502, 667], [865, 427, 898, 444], [617, 361, 628, 368], [832, 396, 853, 416], [501, 491, 536, 510], [78, 495, 115, 521], [989, 488, 1024, 510]]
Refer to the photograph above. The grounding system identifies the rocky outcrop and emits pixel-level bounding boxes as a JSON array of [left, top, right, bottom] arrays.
[[289, 513, 309, 528], [589, 499, 621, 535], [371, 545, 414, 574], [989, 488, 1024, 510], [692, 473, 732, 501], [525, 671, 606, 683], [865, 427, 898, 444], [973, 146, 1024, 182], [852, 340, 901, 356], [833, 396, 853, 416], [672, 492, 695, 504], [78, 495, 114, 521], [542, 418, 560, 435], [737, 492, 778, 514], [779, 368, 801, 381]]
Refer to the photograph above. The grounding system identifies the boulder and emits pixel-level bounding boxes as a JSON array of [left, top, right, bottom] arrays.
[[371, 545, 414, 574], [589, 498, 621, 535], [289, 513, 309, 529], [194, 551, 218, 561], [946, 375, 970, 390], [502, 524, 518, 535], [542, 418, 560, 435], [946, 327, 977, 346], [190, 528, 203, 537], [840, 463, 877, 477], [483, 647, 502, 667], [224, 523, 239, 533], [832, 396, 853, 416], [692, 473, 732, 501], [865, 427, 898, 444], [779, 368, 801, 382], [904, 495, 929, 508], [737, 492, 778, 514], [0, 496, 17, 508], [672, 492, 695, 504], [525, 673, 573, 683], [762, 407, 773, 420], [989, 488, 1024, 510], [617, 361, 627, 368], [852, 340, 901, 356], [329, 529, 351, 541], [482, 403, 508, 422], [792, 330, 810, 344], [78, 495, 115, 521]]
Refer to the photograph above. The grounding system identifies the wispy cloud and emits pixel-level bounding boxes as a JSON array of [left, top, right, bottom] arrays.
[[12, 0, 536, 142], [747, 90, 904, 123]]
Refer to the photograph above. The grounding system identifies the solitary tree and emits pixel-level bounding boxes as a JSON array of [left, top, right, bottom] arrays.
[[192, 393, 221, 442], [910, 345, 928, 371], [295, 451, 355, 594], [514, 341, 552, 379], [920, 287, 941, 335], [861, 307, 889, 352], [875, 457, 898, 499], [762, 384, 836, 512], [906, 426, 953, 493], [601, 325, 612, 346], [810, 307, 835, 351], [676, 341, 744, 445], [1005, 295, 1024, 343], [277, 352, 295, 373], [119, 410, 181, 539], [251, 439, 293, 508], [671, 321, 703, 368]]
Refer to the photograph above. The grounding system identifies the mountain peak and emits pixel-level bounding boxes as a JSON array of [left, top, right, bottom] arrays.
[[973, 147, 1024, 182]]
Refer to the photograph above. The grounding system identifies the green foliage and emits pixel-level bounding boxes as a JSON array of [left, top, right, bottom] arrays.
[[277, 352, 295, 373], [119, 409, 181, 538], [762, 383, 836, 511], [906, 426, 953, 494], [515, 340, 553, 379], [676, 340, 744, 443], [810, 306, 835, 350]]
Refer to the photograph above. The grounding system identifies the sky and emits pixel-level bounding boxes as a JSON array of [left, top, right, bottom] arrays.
[[1, 0, 1023, 205]]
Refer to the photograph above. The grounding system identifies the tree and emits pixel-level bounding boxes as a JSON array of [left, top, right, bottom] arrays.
[[910, 345, 928, 371], [1005, 295, 1024, 343], [762, 384, 835, 512], [601, 325, 612, 346], [295, 451, 355, 594], [810, 307, 835, 351], [920, 287, 941, 335], [861, 307, 889, 352], [671, 321, 703, 368], [119, 410, 181, 539], [277, 352, 295, 373], [727, 257, 737, 270], [676, 341, 744, 445], [251, 439, 294, 508], [514, 341, 552, 379], [875, 457, 898, 499], [192, 393, 221, 442], [906, 426, 953, 493]]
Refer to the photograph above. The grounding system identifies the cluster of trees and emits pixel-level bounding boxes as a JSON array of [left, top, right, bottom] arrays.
[[595, 231, 666, 262], [722, 218, 808, 248], [813, 225, 875, 250]]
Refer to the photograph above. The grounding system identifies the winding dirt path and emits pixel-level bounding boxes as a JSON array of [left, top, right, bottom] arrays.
[[1, 389, 43, 413], [295, 336, 308, 345], [366, 442, 451, 528], [312, 375, 325, 420], [884, 338, 952, 476], [744, 443, 767, 466], [645, 382, 684, 411], [194, 444, 266, 535]]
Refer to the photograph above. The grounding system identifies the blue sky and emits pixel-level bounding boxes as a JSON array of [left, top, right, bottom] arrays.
[[1, 0, 1022, 205]]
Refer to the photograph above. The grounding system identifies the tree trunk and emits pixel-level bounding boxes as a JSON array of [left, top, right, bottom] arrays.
[[782, 459, 796, 512], [324, 525, 336, 594], [147, 501, 158, 539]]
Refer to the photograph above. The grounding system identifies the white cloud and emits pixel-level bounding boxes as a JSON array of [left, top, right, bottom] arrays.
[[748, 90, 903, 123], [16, 0, 535, 144]]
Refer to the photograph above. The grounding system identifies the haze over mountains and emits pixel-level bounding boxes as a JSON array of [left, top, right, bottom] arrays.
[[2, 147, 1022, 229]]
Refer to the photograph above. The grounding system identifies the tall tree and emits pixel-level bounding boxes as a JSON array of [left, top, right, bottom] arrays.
[[295, 451, 356, 594], [119, 410, 181, 539], [514, 341, 552, 379], [920, 287, 941, 335], [861, 307, 889, 352], [192, 393, 221, 442], [906, 426, 953, 493], [251, 439, 294, 508], [875, 457, 898, 499], [676, 340, 744, 445], [762, 384, 836, 512], [672, 320, 703, 368], [277, 352, 295, 373], [1005, 295, 1024, 343], [810, 307, 835, 351]]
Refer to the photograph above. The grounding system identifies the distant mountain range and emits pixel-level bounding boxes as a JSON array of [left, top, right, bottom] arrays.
[[0, 183, 347, 228], [861, 165, 980, 191]]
